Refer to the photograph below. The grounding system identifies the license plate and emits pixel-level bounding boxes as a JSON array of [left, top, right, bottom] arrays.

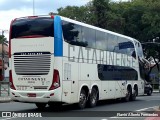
[[27, 93, 36, 97]]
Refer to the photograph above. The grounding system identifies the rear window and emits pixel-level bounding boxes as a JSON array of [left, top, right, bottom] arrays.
[[11, 17, 54, 39]]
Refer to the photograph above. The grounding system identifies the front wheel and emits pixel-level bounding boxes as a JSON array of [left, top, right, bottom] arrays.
[[78, 89, 87, 109], [88, 88, 98, 107]]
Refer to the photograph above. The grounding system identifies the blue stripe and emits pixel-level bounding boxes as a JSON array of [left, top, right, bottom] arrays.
[[54, 16, 63, 56]]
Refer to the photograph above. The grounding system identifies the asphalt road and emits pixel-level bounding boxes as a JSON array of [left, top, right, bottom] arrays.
[[0, 93, 159, 120]]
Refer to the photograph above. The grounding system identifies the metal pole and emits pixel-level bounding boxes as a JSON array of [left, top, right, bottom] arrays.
[[2, 30, 4, 81], [33, 0, 35, 15]]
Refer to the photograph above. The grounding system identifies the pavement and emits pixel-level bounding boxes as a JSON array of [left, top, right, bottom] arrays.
[[0, 91, 159, 120]]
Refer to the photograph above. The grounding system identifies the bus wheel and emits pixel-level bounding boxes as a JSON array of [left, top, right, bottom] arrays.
[[35, 103, 47, 109], [88, 88, 98, 107], [124, 88, 131, 102], [131, 88, 138, 101], [78, 89, 87, 109], [131, 89, 136, 101]]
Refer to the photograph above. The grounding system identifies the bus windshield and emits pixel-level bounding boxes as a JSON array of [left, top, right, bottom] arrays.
[[11, 17, 54, 39]]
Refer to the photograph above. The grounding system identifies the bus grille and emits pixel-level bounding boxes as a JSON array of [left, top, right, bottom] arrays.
[[14, 52, 51, 75]]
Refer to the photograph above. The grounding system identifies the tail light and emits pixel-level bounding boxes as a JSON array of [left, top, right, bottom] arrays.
[[9, 70, 16, 90], [49, 69, 60, 90]]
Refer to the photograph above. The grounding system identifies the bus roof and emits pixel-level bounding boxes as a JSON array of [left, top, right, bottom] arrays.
[[12, 15, 139, 44]]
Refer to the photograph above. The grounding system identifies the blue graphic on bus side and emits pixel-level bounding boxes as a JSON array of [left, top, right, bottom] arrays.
[[54, 16, 63, 56]]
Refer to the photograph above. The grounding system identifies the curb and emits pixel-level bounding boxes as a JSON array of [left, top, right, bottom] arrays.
[[0, 97, 12, 103]]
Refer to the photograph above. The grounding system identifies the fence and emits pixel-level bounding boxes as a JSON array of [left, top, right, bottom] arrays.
[[0, 77, 10, 96]]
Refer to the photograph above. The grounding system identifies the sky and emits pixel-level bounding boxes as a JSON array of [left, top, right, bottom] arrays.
[[0, 0, 128, 40]]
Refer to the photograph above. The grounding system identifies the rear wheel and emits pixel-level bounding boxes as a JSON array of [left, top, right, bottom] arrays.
[[131, 88, 137, 101], [78, 89, 87, 109], [88, 88, 98, 107], [35, 103, 47, 109], [123, 87, 131, 102]]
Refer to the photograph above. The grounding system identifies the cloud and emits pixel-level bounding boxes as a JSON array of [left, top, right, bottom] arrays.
[[0, 8, 33, 39], [0, 0, 90, 13], [0, 0, 127, 39]]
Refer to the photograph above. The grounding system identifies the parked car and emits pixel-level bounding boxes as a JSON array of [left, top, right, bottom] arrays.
[[144, 81, 153, 96]]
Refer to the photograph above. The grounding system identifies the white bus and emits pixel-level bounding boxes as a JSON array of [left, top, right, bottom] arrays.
[[9, 15, 146, 109]]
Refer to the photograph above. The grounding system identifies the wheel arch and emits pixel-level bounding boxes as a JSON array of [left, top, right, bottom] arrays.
[[127, 84, 132, 93], [79, 85, 90, 100]]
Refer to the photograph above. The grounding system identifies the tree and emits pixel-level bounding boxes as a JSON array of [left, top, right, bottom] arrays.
[[91, 0, 110, 28], [0, 34, 7, 44], [0, 34, 7, 81]]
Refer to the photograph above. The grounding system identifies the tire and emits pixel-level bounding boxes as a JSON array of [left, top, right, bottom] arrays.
[[130, 88, 137, 101], [123, 88, 131, 102], [78, 89, 87, 109], [35, 103, 47, 109], [88, 88, 98, 108], [147, 89, 152, 96]]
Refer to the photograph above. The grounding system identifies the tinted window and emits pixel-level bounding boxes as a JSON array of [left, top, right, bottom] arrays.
[[11, 17, 54, 39], [117, 37, 135, 56], [81, 26, 96, 48], [98, 64, 138, 80], [96, 31, 107, 50], [107, 33, 118, 52], [62, 21, 85, 46], [62, 20, 96, 48]]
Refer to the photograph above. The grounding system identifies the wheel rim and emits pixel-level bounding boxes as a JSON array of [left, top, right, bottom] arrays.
[[80, 92, 86, 106], [91, 91, 97, 104]]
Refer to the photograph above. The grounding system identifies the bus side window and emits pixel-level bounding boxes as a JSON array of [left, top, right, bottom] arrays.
[[96, 30, 106, 50], [81, 26, 96, 48], [107, 33, 118, 52], [62, 21, 83, 46]]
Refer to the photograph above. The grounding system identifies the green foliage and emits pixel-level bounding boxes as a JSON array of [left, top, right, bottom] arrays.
[[0, 35, 7, 44], [57, 0, 160, 41]]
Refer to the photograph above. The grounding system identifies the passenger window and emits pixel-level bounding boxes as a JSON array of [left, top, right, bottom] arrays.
[[62, 21, 85, 47], [107, 33, 118, 52], [82, 26, 96, 48], [96, 30, 107, 50]]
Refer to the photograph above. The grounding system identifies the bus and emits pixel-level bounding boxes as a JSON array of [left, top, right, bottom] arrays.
[[9, 15, 146, 109]]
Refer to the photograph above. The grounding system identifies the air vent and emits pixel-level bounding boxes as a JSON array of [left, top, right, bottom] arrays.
[[14, 52, 51, 75]]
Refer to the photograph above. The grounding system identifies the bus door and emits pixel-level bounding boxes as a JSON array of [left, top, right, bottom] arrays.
[[115, 80, 125, 98], [107, 81, 116, 99], [62, 62, 79, 103]]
